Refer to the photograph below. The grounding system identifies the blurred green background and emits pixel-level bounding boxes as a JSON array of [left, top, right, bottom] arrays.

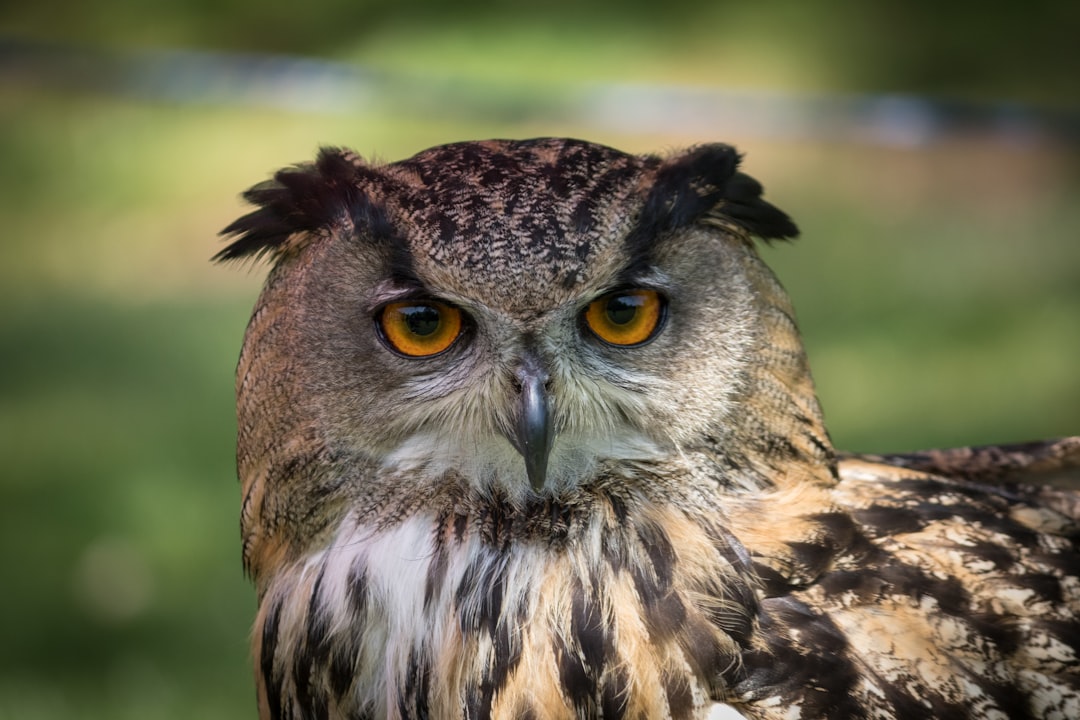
[[1, 1, 1078, 718]]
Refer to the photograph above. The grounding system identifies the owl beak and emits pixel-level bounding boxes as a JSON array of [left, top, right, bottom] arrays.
[[509, 357, 554, 492]]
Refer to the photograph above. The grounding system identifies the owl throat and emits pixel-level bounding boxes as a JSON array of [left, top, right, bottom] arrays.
[[254, 474, 764, 719]]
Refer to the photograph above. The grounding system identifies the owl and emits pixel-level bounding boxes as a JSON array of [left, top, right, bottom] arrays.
[[218, 138, 1080, 720]]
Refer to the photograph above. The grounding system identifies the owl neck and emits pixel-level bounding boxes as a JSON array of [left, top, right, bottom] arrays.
[[711, 246, 837, 492]]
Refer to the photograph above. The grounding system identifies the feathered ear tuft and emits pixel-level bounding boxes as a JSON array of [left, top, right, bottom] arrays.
[[717, 171, 799, 242], [638, 144, 799, 243], [214, 147, 386, 263]]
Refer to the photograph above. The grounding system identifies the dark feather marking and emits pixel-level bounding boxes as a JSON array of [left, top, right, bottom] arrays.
[[687, 523, 757, 639], [662, 668, 695, 719], [574, 582, 609, 673], [455, 554, 504, 635], [515, 705, 539, 720], [453, 512, 469, 542], [769, 596, 849, 656], [965, 612, 1022, 656], [962, 674, 1038, 720], [325, 565, 368, 701], [600, 663, 630, 720], [879, 477, 1047, 550], [457, 553, 524, 720], [753, 561, 794, 598], [1035, 548, 1080, 578], [328, 643, 356, 704], [555, 631, 592, 710], [874, 676, 943, 719], [784, 541, 841, 583], [678, 617, 740, 694], [877, 564, 970, 615], [1012, 572, 1064, 604], [622, 145, 796, 279], [382, 231, 423, 290], [478, 497, 515, 548], [804, 428, 834, 461], [737, 596, 866, 718], [640, 145, 741, 240], [347, 564, 368, 618], [217, 148, 397, 263], [636, 519, 676, 588], [569, 164, 637, 233], [648, 591, 690, 640], [294, 565, 331, 718], [817, 568, 890, 603], [717, 172, 799, 242], [261, 594, 285, 720], [424, 519, 448, 609], [1037, 618, 1080, 655], [964, 539, 1016, 571], [923, 502, 1043, 548], [553, 578, 623, 714], [839, 529, 887, 565], [889, 476, 978, 497], [543, 499, 573, 543], [920, 688, 981, 719], [602, 523, 627, 576], [890, 476, 1045, 530], [571, 581, 609, 672], [825, 563, 1022, 658], [608, 493, 629, 524], [755, 431, 803, 464], [852, 505, 928, 536], [808, 512, 861, 546], [696, 574, 756, 644], [488, 592, 528, 701], [774, 511, 865, 587], [398, 647, 432, 720], [630, 520, 690, 642]]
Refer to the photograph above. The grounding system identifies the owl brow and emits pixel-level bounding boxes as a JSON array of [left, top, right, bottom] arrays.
[[365, 277, 441, 313], [611, 263, 673, 293], [377, 233, 423, 288]]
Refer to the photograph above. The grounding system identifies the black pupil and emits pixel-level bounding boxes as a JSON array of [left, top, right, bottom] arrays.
[[606, 294, 642, 325], [402, 306, 441, 336]]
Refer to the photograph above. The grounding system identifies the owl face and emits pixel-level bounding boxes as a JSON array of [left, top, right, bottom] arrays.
[[221, 139, 799, 509]]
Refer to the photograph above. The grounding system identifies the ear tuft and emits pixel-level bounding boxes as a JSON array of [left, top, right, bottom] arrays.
[[638, 144, 798, 243], [215, 147, 381, 263], [718, 171, 799, 242]]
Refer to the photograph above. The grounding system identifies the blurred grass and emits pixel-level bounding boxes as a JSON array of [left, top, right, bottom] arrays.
[[1, 297, 252, 719], [4, 1, 1078, 104], [1, 30, 1078, 719]]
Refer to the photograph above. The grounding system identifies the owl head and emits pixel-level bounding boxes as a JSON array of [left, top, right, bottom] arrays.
[[219, 138, 831, 581]]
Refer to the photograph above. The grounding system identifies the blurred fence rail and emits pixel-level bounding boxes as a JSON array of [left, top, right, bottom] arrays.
[[3, 35, 1078, 148]]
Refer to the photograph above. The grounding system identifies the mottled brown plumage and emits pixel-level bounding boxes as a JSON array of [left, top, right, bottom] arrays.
[[219, 138, 1080, 719]]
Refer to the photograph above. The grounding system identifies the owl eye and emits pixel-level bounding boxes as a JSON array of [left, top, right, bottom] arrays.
[[377, 301, 464, 357], [583, 289, 665, 347]]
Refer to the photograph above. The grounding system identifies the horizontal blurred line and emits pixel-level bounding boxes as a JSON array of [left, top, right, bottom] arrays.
[[3, 36, 1078, 147]]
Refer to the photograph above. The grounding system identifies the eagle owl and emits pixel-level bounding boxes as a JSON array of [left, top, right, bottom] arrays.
[[218, 138, 1080, 719]]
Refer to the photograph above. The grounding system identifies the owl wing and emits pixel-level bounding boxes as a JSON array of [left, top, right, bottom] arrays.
[[854, 436, 1080, 490], [731, 437, 1080, 719]]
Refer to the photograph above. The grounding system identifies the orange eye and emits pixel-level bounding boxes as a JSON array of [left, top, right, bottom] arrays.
[[583, 289, 665, 347], [377, 301, 463, 357]]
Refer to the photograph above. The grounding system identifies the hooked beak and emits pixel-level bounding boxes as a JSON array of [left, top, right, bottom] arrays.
[[507, 355, 554, 492]]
